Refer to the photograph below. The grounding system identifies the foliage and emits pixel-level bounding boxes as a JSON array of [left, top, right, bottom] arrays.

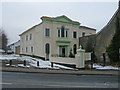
[[91, 51, 97, 63], [69, 49, 75, 58], [106, 17, 120, 62]]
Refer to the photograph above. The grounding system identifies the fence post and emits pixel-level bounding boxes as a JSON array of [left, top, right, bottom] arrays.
[[76, 45, 85, 69], [51, 62, 53, 67], [24, 60, 26, 66], [37, 61, 39, 67], [10, 60, 12, 66]]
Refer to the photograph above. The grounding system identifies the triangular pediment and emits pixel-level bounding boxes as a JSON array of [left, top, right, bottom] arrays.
[[54, 15, 74, 23], [41, 15, 80, 25]]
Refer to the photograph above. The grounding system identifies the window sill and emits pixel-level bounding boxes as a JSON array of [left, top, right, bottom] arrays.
[[73, 38, 77, 40], [45, 36, 50, 38], [58, 37, 68, 39]]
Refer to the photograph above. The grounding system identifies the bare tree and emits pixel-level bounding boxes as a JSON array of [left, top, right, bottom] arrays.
[[0, 28, 8, 52]]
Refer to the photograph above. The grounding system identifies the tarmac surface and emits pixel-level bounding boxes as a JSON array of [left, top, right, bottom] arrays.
[[1, 66, 119, 76], [2, 71, 119, 88]]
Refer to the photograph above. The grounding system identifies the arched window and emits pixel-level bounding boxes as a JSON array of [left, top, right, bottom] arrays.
[[73, 44, 77, 54], [45, 43, 50, 55], [61, 26, 65, 37]]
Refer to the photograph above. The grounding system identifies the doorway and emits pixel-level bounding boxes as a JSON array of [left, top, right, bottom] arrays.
[[62, 47, 65, 57], [59, 46, 66, 57]]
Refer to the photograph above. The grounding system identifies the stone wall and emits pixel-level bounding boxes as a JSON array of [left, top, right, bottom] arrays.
[[95, 7, 120, 62], [79, 34, 96, 51]]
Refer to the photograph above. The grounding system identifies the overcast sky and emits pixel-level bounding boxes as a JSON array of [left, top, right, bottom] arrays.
[[1, 1, 119, 45]]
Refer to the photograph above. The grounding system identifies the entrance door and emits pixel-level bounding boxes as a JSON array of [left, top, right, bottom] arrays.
[[59, 46, 66, 57], [62, 47, 65, 57]]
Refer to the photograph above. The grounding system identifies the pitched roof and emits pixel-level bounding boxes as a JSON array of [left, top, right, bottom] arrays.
[[20, 15, 80, 36], [19, 23, 42, 36], [79, 26, 96, 31]]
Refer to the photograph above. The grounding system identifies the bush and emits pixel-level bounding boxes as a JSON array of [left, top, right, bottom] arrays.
[[69, 49, 75, 58]]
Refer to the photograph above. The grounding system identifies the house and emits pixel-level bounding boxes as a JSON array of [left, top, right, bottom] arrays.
[[19, 15, 96, 60], [8, 40, 20, 54]]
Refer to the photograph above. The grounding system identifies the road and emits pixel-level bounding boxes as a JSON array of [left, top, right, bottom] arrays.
[[1, 71, 119, 88]]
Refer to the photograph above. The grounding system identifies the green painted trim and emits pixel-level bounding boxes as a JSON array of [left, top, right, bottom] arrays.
[[58, 45, 70, 57], [57, 42, 70, 46], [56, 40, 71, 43], [41, 15, 80, 26]]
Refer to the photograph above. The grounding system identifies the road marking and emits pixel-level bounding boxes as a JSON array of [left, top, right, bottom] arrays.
[[46, 84, 98, 88], [0, 83, 12, 85]]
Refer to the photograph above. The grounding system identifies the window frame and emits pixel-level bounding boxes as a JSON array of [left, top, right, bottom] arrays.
[[30, 33, 32, 40], [45, 28, 50, 37], [45, 43, 50, 55], [61, 26, 65, 37], [26, 35, 28, 41], [31, 46, 33, 53], [82, 32, 85, 37], [26, 47, 28, 53], [73, 31, 77, 38]]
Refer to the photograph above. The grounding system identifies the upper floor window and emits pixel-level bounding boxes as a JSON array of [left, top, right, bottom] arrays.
[[73, 31, 77, 38], [30, 33, 32, 40], [66, 30, 68, 38], [58, 29, 60, 37], [45, 28, 50, 37], [82, 32, 85, 37], [61, 26, 65, 37], [58, 26, 68, 38], [26, 35, 28, 41]]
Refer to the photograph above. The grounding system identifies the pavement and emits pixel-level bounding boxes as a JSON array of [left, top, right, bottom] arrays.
[[1, 66, 119, 76]]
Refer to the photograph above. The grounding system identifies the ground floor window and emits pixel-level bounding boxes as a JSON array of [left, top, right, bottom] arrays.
[[73, 44, 77, 54], [26, 47, 28, 53], [45, 43, 50, 55], [31, 46, 33, 53]]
